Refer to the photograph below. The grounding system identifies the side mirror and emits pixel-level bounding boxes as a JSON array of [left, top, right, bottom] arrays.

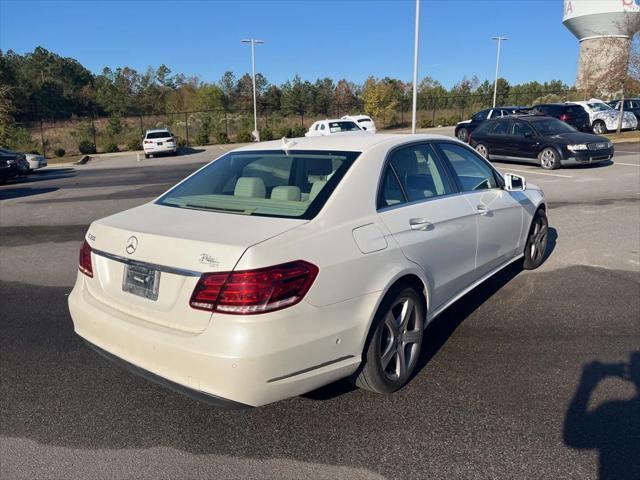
[[504, 173, 526, 191]]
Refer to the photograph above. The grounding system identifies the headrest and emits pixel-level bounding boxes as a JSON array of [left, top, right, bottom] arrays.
[[309, 180, 327, 201], [234, 177, 266, 198], [271, 186, 301, 201]]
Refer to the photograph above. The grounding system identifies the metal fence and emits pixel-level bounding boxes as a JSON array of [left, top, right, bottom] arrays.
[[15, 90, 574, 157]]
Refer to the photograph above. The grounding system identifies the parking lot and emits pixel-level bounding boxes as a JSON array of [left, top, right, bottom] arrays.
[[1, 139, 639, 479]]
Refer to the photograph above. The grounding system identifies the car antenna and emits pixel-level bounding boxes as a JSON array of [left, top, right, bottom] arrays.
[[281, 137, 297, 152]]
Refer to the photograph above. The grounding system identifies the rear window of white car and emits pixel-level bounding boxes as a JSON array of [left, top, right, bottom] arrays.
[[157, 150, 360, 219], [328, 121, 360, 133], [146, 131, 173, 139]]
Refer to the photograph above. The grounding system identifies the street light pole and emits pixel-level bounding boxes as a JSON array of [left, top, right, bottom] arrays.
[[241, 38, 265, 141], [411, 0, 420, 134], [492, 36, 508, 108]]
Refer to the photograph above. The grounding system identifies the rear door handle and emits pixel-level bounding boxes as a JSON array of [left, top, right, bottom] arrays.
[[409, 218, 431, 231], [476, 205, 490, 216]]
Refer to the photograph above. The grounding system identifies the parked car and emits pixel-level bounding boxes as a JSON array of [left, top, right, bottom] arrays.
[[455, 106, 527, 142], [0, 151, 21, 183], [305, 119, 365, 137], [24, 152, 47, 171], [470, 115, 613, 170], [606, 98, 640, 126], [569, 99, 638, 134], [143, 128, 177, 158], [0, 147, 29, 177], [531, 103, 592, 132], [69, 133, 548, 408], [341, 114, 377, 132]]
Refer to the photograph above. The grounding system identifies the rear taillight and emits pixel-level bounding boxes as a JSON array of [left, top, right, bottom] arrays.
[[190, 260, 319, 314], [560, 114, 570, 121], [79, 240, 93, 277], [144, 140, 153, 144]]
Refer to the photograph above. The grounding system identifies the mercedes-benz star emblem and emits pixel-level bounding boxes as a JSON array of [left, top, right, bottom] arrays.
[[125, 236, 138, 254]]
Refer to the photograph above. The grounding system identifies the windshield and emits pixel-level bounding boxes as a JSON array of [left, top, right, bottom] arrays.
[[146, 131, 173, 139], [328, 121, 360, 133], [533, 118, 577, 135], [157, 150, 360, 219], [587, 102, 613, 112]]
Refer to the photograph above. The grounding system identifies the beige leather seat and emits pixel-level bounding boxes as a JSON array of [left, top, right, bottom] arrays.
[[234, 177, 266, 198], [271, 186, 301, 201]]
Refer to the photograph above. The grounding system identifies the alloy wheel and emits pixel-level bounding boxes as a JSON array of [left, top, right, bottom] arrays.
[[476, 144, 488, 158], [379, 297, 421, 381], [528, 215, 548, 264], [540, 149, 556, 169]]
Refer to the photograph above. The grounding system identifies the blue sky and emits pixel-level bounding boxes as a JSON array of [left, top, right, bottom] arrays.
[[0, 0, 578, 88]]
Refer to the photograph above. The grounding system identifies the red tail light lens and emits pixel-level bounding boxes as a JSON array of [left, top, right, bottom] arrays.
[[79, 240, 93, 277], [190, 260, 319, 314]]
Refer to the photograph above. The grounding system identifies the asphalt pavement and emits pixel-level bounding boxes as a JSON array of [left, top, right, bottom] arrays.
[[1, 140, 639, 479]]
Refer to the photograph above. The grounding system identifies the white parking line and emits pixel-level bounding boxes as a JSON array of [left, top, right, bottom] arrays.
[[614, 162, 640, 167], [497, 168, 573, 178]]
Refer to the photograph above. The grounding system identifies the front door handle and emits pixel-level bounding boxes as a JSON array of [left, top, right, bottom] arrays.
[[476, 205, 490, 216], [409, 218, 431, 231]]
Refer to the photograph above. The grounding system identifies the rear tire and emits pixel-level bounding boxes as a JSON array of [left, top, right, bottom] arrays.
[[354, 284, 424, 394], [539, 147, 560, 170], [475, 143, 489, 159], [592, 120, 607, 135], [523, 209, 549, 270], [144, 153, 150, 159]]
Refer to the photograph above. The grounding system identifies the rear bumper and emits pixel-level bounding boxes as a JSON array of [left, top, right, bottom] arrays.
[[68, 274, 374, 407], [84, 339, 252, 409], [143, 144, 177, 154]]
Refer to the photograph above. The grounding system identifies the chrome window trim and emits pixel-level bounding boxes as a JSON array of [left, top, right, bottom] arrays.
[[92, 248, 202, 277]]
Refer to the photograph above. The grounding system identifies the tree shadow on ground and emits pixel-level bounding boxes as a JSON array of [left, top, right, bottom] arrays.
[[564, 352, 640, 480]]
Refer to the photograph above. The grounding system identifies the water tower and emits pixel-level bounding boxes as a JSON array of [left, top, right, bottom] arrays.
[[563, 0, 640, 89]]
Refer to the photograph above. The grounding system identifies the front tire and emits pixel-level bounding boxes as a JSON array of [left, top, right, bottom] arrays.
[[539, 147, 560, 170], [592, 120, 607, 135], [355, 284, 424, 394], [523, 209, 549, 270], [457, 128, 469, 142]]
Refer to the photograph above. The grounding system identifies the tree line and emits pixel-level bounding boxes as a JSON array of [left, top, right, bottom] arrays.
[[1, 46, 582, 126]]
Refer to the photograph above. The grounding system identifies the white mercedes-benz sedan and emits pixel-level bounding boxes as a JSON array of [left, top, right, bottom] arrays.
[[69, 133, 549, 408]]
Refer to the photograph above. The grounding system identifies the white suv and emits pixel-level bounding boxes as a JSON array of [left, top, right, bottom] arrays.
[[569, 99, 638, 134], [143, 129, 177, 158], [341, 115, 377, 133]]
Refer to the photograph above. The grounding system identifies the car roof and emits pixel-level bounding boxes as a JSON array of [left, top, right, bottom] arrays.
[[486, 114, 556, 122], [233, 133, 457, 153], [145, 128, 171, 132]]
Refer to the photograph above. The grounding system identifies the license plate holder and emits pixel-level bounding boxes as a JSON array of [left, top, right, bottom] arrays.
[[123, 263, 160, 300], [157, 142, 163, 146]]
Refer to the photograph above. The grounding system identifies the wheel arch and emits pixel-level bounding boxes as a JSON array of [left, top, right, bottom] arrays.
[[362, 266, 431, 347]]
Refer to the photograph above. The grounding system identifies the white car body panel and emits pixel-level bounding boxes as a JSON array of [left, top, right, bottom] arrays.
[[305, 118, 367, 137], [69, 133, 546, 407]]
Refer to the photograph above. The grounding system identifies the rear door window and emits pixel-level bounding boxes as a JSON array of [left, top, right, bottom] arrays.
[[490, 120, 510, 135], [512, 122, 535, 137], [437, 143, 500, 192], [380, 144, 454, 206]]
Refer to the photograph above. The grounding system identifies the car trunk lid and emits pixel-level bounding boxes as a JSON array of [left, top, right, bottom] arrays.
[[85, 203, 306, 332]]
